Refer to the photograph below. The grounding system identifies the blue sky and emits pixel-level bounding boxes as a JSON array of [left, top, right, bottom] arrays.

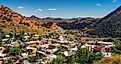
[[0, 0, 121, 18]]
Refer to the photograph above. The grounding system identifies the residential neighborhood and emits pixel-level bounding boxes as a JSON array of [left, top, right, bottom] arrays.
[[1, 0, 121, 64], [0, 33, 115, 64]]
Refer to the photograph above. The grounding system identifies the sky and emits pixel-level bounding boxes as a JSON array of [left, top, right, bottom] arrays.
[[0, 0, 121, 18]]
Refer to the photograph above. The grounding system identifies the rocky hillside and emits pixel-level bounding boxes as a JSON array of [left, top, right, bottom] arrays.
[[41, 22, 58, 31], [0, 5, 46, 34], [58, 18, 96, 30], [89, 6, 121, 38], [30, 15, 96, 30]]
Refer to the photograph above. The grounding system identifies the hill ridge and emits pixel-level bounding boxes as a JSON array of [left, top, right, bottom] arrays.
[[0, 4, 44, 34], [89, 5, 121, 38]]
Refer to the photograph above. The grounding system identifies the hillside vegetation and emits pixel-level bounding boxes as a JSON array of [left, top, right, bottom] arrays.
[[89, 6, 121, 38], [0, 5, 59, 34]]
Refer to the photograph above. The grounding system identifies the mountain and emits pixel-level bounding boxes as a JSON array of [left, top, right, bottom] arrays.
[[58, 17, 96, 30], [31, 16, 96, 30], [0, 5, 46, 34], [89, 6, 121, 38], [30, 15, 41, 19], [30, 15, 45, 25]]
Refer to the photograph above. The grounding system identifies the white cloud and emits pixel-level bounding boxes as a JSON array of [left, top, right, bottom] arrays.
[[112, 0, 117, 2], [38, 9, 42, 11], [48, 8, 56, 11], [33, 8, 42, 14], [18, 6, 24, 9], [96, 4, 101, 6]]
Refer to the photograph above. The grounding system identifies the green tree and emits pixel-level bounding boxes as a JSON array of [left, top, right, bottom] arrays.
[[0, 29, 5, 39], [49, 32, 59, 39], [75, 47, 103, 64], [13, 31, 25, 41], [57, 47, 65, 52], [66, 54, 77, 64], [50, 47, 103, 64], [5, 58, 15, 64], [50, 56, 67, 64], [112, 40, 121, 54], [8, 45, 26, 56], [9, 47, 22, 56], [76, 48, 89, 64], [28, 56, 40, 62], [88, 52, 103, 64]]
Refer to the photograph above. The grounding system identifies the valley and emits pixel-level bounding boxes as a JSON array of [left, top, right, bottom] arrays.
[[0, 1, 121, 64]]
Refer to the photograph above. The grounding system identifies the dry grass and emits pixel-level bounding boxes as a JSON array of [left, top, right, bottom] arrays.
[[93, 54, 121, 64]]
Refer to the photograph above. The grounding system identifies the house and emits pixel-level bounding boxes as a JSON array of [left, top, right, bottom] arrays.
[[42, 40, 51, 45], [40, 54, 57, 64], [32, 34, 39, 40], [0, 53, 6, 58], [11, 42, 20, 47], [45, 48, 58, 54], [26, 46, 37, 54], [26, 41, 36, 45], [70, 46, 78, 51], [59, 36, 64, 41], [0, 47, 4, 53], [5, 35, 10, 38], [93, 45, 113, 57], [93, 46, 106, 52], [39, 45, 49, 50], [21, 53, 28, 59], [102, 52, 112, 57], [46, 54, 57, 59], [77, 41, 87, 47], [81, 45, 86, 48], [37, 51, 47, 56], [59, 40, 69, 43], [26, 41, 42, 46], [52, 48, 58, 52], [24, 35, 30, 40], [69, 43, 76, 47], [0, 48, 7, 61], [2, 39, 9, 42], [40, 58, 51, 64], [61, 45, 70, 50], [33, 34, 39, 38], [88, 41, 114, 46], [49, 44, 60, 48], [63, 51, 75, 56], [97, 41, 113, 45]]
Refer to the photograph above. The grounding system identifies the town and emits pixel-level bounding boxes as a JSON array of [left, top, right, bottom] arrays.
[[1, 0, 121, 64], [0, 32, 115, 64]]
